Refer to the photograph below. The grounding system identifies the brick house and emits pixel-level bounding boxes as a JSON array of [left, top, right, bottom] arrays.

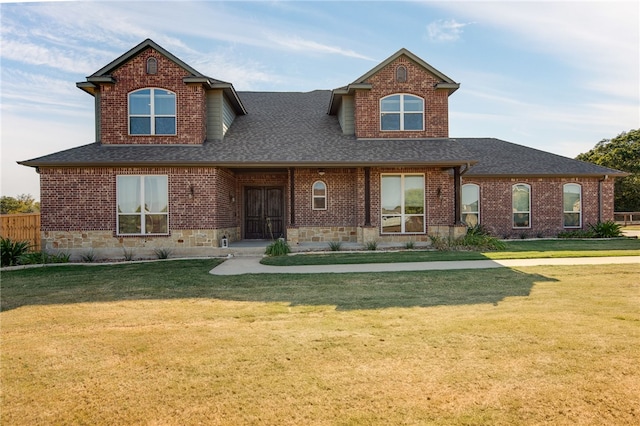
[[19, 39, 626, 257]]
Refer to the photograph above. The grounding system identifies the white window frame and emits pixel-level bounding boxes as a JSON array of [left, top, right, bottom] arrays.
[[462, 183, 480, 227], [380, 94, 424, 131], [116, 175, 169, 235], [128, 88, 176, 135], [381, 173, 425, 234], [512, 183, 531, 229], [312, 180, 327, 210], [563, 183, 582, 228]]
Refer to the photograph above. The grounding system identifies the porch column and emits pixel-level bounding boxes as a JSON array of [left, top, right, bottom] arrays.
[[454, 166, 462, 224], [289, 168, 295, 225], [364, 167, 371, 226]]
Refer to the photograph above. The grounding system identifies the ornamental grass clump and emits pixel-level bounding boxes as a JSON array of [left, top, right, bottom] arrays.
[[0, 237, 31, 267], [430, 225, 505, 252], [265, 239, 291, 256]]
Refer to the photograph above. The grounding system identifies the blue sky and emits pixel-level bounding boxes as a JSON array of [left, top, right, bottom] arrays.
[[1, 1, 639, 200]]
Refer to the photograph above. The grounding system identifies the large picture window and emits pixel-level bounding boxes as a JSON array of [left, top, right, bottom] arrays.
[[381, 174, 425, 233], [380, 94, 424, 131], [129, 88, 176, 135], [563, 183, 582, 228], [512, 183, 531, 228], [462, 184, 480, 227], [117, 175, 168, 235]]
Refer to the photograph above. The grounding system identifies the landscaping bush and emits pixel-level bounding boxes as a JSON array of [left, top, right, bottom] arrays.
[[559, 221, 622, 239], [589, 221, 623, 238], [328, 241, 342, 251], [265, 239, 291, 256], [1, 237, 31, 267], [154, 248, 173, 259], [430, 227, 505, 252], [19, 251, 71, 265]]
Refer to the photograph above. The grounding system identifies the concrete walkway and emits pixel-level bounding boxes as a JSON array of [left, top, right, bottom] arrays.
[[210, 255, 640, 275]]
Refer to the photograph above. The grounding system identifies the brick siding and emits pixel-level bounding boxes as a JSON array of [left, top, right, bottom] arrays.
[[100, 47, 206, 145], [464, 177, 615, 238], [354, 56, 450, 139]]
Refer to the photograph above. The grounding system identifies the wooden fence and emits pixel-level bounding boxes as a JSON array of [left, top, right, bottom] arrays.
[[0, 213, 41, 251], [614, 212, 640, 225]]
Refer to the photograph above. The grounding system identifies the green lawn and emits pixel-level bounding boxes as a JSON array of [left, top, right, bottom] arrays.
[[2, 260, 639, 425], [263, 238, 640, 266]]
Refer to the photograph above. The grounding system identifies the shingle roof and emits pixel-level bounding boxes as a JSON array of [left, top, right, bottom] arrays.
[[19, 91, 476, 168], [18, 90, 627, 177], [457, 138, 627, 177]]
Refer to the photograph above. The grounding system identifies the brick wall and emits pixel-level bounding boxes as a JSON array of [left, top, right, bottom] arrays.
[[100, 47, 206, 145], [464, 177, 613, 237], [293, 168, 358, 227], [39, 166, 239, 232], [354, 56, 450, 139]]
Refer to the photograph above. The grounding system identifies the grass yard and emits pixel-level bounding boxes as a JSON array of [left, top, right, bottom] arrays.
[[263, 237, 640, 266], [2, 260, 639, 425]]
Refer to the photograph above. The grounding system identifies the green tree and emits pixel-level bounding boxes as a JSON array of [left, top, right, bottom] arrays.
[[0, 194, 40, 214], [576, 129, 640, 211]]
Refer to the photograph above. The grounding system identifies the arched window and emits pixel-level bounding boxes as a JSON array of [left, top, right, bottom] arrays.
[[396, 65, 407, 83], [312, 181, 327, 210], [462, 184, 480, 227], [128, 88, 176, 135], [563, 183, 581, 228], [512, 183, 531, 228], [380, 94, 424, 131], [146, 57, 158, 74]]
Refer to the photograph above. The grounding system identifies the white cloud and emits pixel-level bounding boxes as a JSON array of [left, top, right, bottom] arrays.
[[431, 1, 639, 100], [265, 35, 375, 61], [426, 19, 472, 42]]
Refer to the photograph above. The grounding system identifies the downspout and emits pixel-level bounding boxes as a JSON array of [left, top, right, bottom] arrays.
[[364, 167, 371, 226], [289, 168, 296, 225], [454, 163, 471, 224], [598, 175, 608, 223]]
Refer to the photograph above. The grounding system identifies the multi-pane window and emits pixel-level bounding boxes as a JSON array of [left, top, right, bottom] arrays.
[[380, 94, 424, 131], [129, 88, 176, 135], [117, 175, 168, 235], [312, 181, 327, 210], [512, 183, 531, 228], [563, 183, 582, 228], [381, 174, 425, 233], [462, 184, 480, 227]]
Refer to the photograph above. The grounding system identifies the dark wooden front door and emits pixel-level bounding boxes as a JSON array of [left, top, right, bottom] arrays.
[[244, 187, 284, 239]]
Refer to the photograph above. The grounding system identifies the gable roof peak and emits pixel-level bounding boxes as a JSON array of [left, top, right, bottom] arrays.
[[352, 47, 458, 88], [88, 38, 204, 78]]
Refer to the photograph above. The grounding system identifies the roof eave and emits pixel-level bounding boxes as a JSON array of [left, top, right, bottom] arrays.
[[328, 83, 373, 115], [20, 159, 480, 169], [184, 78, 247, 115], [466, 172, 630, 178], [89, 39, 204, 78]]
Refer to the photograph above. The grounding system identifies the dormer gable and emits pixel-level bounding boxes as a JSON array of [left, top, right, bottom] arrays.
[[76, 39, 246, 145], [329, 48, 459, 139]]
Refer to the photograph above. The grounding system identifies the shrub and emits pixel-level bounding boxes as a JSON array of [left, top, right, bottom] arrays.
[[154, 248, 173, 259], [558, 221, 622, 239], [466, 224, 490, 237], [328, 241, 342, 251], [404, 240, 415, 249], [265, 239, 291, 256], [123, 248, 135, 261], [365, 240, 378, 251], [558, 229, 595, 239], [1, 237, 31, 267], [81, 249, 97, 263], [20, 251, 70, 265], [589, 221, 623, 238], [430, 229, 505, 252]]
